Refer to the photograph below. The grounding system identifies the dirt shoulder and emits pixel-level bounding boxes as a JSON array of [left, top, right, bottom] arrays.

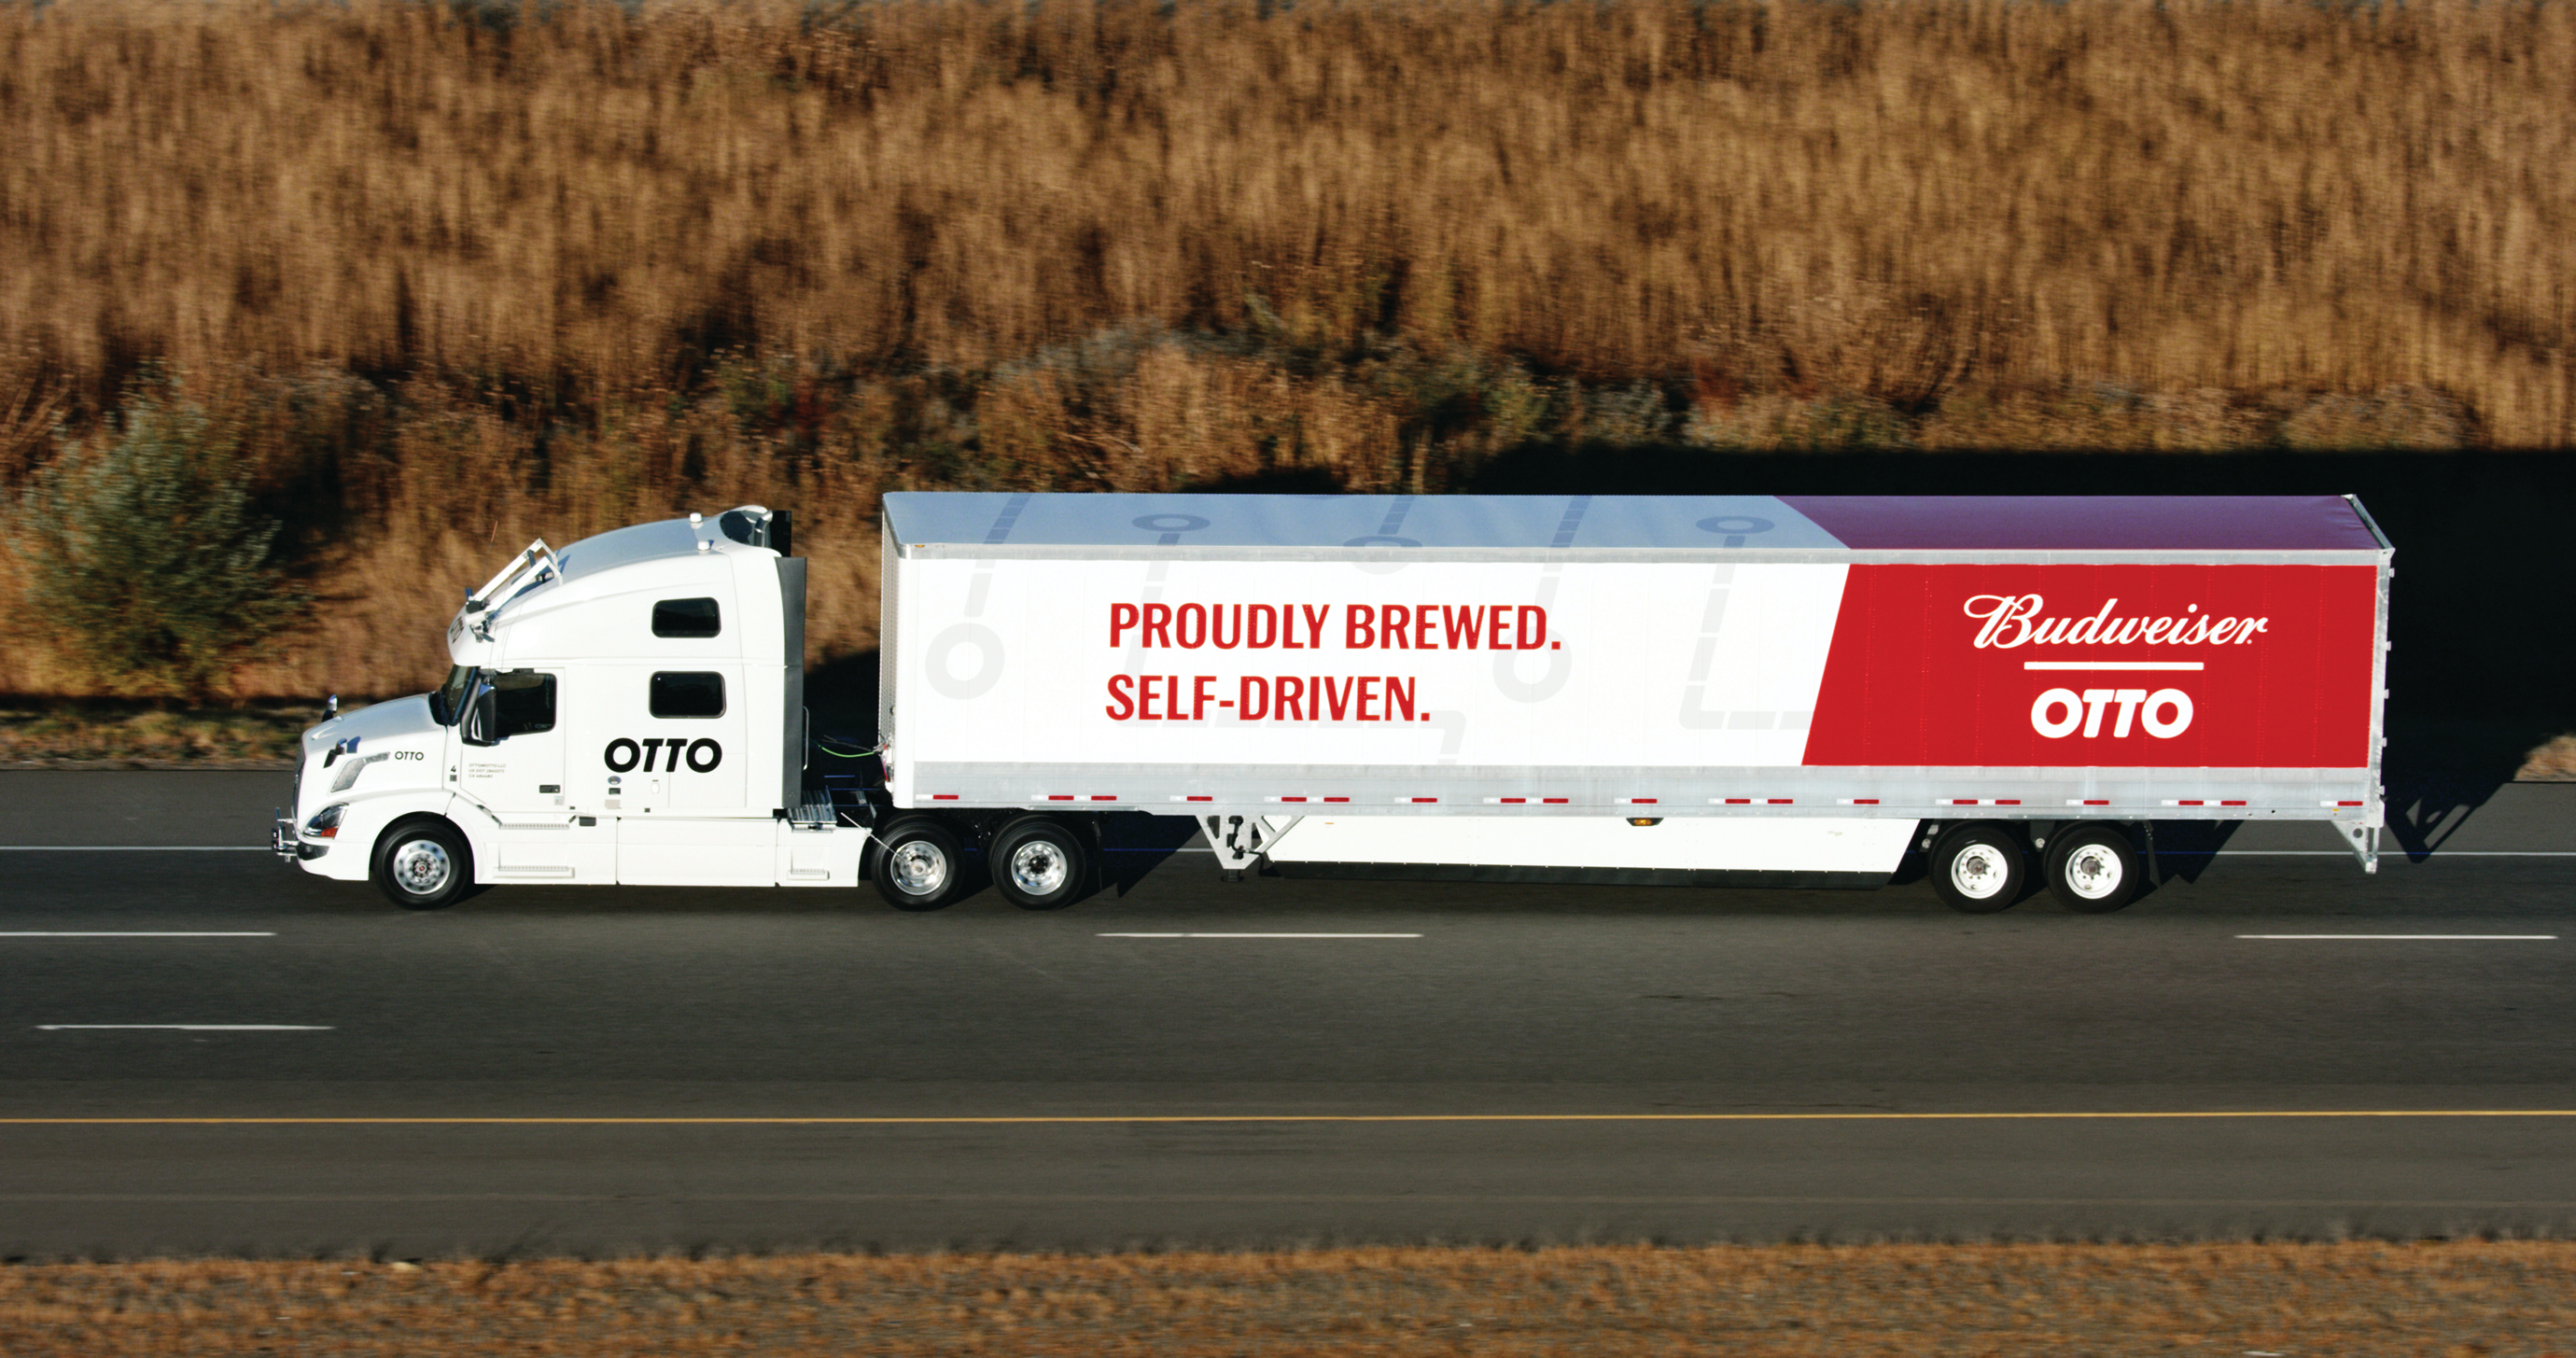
[[2, 1244, 2567, 1356]]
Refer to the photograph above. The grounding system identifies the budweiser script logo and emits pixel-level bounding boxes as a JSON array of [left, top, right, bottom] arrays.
[[1963, 595, 2270, 650]]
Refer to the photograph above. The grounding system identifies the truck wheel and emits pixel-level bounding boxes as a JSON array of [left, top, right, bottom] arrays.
[[371, 817, 475, 911], [2045, 825, 2144, 914], [989, 816, 1091, 911], [1928, 823, 2026, 914], [870, 815, 968, 912]]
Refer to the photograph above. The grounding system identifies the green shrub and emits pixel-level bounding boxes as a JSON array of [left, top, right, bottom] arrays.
[[14, 385, 302, 697]]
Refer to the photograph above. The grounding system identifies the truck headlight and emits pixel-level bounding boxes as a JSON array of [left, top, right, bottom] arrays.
[[304, 804, 347, 839]]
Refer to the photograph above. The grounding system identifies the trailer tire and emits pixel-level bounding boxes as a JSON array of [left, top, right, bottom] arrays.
[[371, 817, 476, 911], [1928, 823, 2027, 914], [870, 816, 969, 911], [989, 816, 1091, 911], [2044, 825, 2144, 914]]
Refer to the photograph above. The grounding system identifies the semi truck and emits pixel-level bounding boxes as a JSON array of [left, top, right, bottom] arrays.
[[277, 493, 2392, 915]]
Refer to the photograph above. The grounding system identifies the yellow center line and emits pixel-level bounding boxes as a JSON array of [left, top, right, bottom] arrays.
[[0, 1111, 2570, 1126]]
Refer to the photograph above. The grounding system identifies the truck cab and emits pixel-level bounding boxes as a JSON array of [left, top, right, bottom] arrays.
[[274, 507, 865, 906]]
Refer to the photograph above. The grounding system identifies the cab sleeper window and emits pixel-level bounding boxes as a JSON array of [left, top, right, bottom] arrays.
[[652, 597, 721, 638], [650, 671, 725, 719]]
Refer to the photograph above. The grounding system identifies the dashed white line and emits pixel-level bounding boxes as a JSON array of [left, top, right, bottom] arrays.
[[1099, 932, 1423, 939], [1, 932, 274, 938], [2237, 934, 2555, 941], [35, 1025, 332, 1032]]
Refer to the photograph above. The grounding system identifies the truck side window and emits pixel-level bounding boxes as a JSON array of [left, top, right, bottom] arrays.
[[652, 597, 721, 638], [492, 670, 556, 737], [649, 671, 726, 719]]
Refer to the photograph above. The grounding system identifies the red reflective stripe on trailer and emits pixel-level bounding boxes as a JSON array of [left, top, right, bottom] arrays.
[[1280, 796, 1308, 803], [2177, 800, 2205, 806], [1410, 797, 1438, 804], [1499, 797, 1527, 804], [1767, 798, 1795, 805], [2082, 799, 2109, 805], [1090, 795, 1117, 802], [1850, 798, 1880, 805], [1630, 798, 1659, 805], [931, 794, 959, 801], [1324, 796, 1351, 803], [1723, 798, 1752, 805], [1543, 797, 1570, 805], [1046, 794, 1074, 801], [1185, 795, 1212, 803], [2338, 800, 2366, 806], [1995, 799, 2022, 805], [2221, 800, 2248, 806]]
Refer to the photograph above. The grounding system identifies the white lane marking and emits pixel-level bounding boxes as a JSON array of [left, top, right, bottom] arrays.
[[2237, 934, 2556, 941], [0, 846, 271, 851], [1099, 932, 1423, 939], [35, 1025, 332, 1031], [0, 932, 273, 938], [2021, 661, 2205, 671]]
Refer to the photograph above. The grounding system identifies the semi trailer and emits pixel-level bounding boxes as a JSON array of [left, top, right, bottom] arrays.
[[277, 493, 2392, 915]]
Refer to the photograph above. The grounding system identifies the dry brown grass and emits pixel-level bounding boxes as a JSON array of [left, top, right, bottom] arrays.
[[2, 1243, 2569, 1354], [3, 0, 2570, 699]]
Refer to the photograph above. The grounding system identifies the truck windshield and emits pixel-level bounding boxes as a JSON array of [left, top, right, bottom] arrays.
[[429, 665, 475, 726]]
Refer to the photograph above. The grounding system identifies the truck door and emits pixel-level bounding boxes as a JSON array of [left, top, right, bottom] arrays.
[[459, 668, 566, 815]]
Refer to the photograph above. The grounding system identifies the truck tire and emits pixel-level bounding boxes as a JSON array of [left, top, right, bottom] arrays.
[[2044, 825, 2144, 913], [371, 817, 476, 911], [989, 816, 1091, 911], [1928, 823, 2026, 914], [870, 815, 969, 911]]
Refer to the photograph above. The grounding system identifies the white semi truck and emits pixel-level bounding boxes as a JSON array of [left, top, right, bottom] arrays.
[[278, 493, 2391, 915]]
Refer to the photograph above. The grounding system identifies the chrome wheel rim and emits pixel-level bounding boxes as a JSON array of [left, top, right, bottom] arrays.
[[2063, 843, 2125, 899], [389, 838, 453, 897], [888, 840, 948, 896], [1009, 839, 1069, 897], [1948, 843, 2011, 900]]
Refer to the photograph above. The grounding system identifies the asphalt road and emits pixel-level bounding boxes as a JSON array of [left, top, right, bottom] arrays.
[[1, 771, 2570, 1256]]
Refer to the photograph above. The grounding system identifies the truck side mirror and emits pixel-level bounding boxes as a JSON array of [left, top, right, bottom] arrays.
[[461, 686, 500, 747]]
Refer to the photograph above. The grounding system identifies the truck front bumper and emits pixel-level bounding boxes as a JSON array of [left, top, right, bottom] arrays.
[[272, 817, 328, 862]]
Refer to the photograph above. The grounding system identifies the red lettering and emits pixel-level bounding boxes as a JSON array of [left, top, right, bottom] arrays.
[[1487, 604, 1513, 649], [1442, 605, 1483, 650], [1385, 676, 1416, 721], [1169, 676, 1185, 719], [1347, 605, 1377, 650], [1281, 603, 1304, 650], [1239, 676, 1270, 720], [1249, 604, 1278, 649], [1141, 603, 1173, 649], [1176, 604, 1207, 649], [1414, 605, 1435, 650], [1138, 674, 1163, 720], [1380, 606, 1410, 649], [1192, 675, 1215, 721], [1106, 674, 1135, 721], [1322, 677, 1353, 721], [1301, 604, 1328, 649], [1276, 676, 1306, 721], [1211, 604, 1242, 649], [1357, 676, 1380, 721], [1110, 603, 1139, 647], [1516, 606, 1547, 650]]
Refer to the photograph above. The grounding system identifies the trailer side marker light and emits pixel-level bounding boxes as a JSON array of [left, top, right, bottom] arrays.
[[1543, 797, 1570, 805], [2222, 800, 2248, 806]]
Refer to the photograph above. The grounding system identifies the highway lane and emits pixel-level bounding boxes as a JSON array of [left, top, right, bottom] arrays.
[[0, 772, 2570, 1254]]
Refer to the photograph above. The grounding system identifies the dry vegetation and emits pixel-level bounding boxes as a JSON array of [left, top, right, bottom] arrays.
[[1, 0, 2569, 699], [3, 1243, 2571, 1355]]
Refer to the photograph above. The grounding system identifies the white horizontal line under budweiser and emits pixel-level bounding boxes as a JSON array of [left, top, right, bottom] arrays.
[[2021, 661, 2205, 671]]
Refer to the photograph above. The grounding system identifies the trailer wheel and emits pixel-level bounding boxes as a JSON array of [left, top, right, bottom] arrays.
[[869, 816, 969, 911], [2044, 825, 2144, 914], [371, 817, 475, 911], [989, 816, 1091, 911], [1928, 823, 2027, 914]]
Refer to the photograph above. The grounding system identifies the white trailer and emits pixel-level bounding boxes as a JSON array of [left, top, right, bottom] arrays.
[[279, 493, 2391, 916]]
